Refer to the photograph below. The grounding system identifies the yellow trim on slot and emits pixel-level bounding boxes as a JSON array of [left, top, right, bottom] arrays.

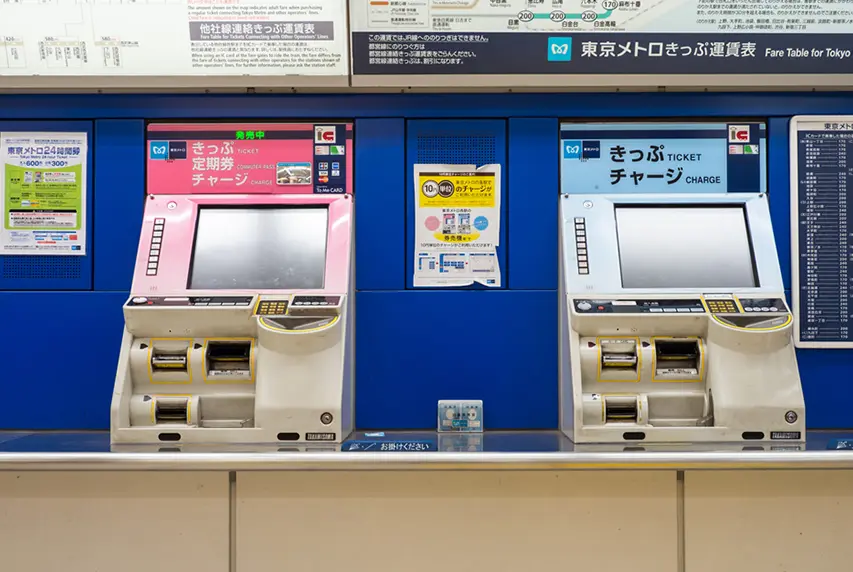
[[651, 336, 705, 383], [596, 336, 641, 382], [599, 392, 641, 423], [201, 337, 256, 384], [147, 338, 193, 385], [710, 313, 792, 332], [260, 315, 340, 333], [150, 394, 194, 426]]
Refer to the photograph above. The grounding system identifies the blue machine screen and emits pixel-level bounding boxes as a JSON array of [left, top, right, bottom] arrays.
[[560, 122, 767, 195]]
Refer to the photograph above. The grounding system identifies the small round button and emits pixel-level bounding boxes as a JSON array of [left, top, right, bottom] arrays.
[[761, 307, 770, 312], [770, 306, 778, 312], [132, 297, 148, 304], [744, 307, 752, 312], [577, 301, 592, 311]]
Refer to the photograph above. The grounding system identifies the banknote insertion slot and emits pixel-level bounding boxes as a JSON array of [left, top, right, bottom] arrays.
[[151, 347, 189, 373], [604, 396, 638, 423], [206, 341, 251, 378], [655, 340, 700, 376], [601, 339, 638, 370], [155, 397, 189, 425]]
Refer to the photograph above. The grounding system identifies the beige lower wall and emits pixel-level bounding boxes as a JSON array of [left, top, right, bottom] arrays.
[[4, 468, 853, 572], [0, 471, 230, 572], [684, 470, 853, 572], [236, 470, 679, 572]]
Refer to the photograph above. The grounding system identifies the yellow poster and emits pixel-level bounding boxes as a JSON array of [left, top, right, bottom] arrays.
[[413, 164, 501, 287]]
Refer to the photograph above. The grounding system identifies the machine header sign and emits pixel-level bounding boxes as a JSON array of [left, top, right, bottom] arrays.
[[146, 122, 352, 195], [560, 122, 766, 195]]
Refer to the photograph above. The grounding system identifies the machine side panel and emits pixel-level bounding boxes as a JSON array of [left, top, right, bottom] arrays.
[[405, 119, 508, 289], [94, 120, 145, 291], [558, 202, 575, 437], [768, 118, 792, 289], [354, 118, 405, 291], [0, 291, 126, 429], [355, 290, 558, 430], [0, 120, 94, 291], [508, 118, 559, 290]]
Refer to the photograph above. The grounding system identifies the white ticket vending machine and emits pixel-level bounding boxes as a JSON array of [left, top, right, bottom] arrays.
[[559, 193, 806, 444]]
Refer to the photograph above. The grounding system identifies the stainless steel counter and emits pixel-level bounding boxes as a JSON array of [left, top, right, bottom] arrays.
[[0, 430, 851, 470]]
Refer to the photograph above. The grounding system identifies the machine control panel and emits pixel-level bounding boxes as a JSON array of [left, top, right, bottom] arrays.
[[704, 298, 739, 314], [738, 298, 789, 313], [289, 295, 342, 316], [127, 296, 253, 307], [255, 299, 289, 316], [573, 299, 705, 314], [573, 217, 588, 275]]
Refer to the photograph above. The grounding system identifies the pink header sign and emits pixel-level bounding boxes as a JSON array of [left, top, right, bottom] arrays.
[[146, 122, 353, 195]]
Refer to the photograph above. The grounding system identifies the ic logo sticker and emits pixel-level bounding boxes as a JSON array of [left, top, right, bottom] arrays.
[[315, 126, 336, 144], [728, 125, 750, 143], [421, 180, 439, 198]]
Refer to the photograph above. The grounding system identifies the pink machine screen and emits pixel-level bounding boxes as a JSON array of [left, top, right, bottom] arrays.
[[136, 121, 354, 295], [146, 122, 354, 195]]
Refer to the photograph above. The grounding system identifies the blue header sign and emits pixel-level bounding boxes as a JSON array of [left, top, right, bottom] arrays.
[[560, 122, 766, 195], [791, 116, 853, 348]]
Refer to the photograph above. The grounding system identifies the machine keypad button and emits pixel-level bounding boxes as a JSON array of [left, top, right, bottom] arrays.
[[770, 306, 778, 312]]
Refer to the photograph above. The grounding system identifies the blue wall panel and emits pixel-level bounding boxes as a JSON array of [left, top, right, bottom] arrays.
[[94, 120, 145, 291], [0, 292, 126, 430], [0, 121, 93, 291], [0, 94, 851, 430], [355, 290, 558, 430], [508, 118, 559, 290], [355, 118, 406, 291], [405, 119, 508, 289]]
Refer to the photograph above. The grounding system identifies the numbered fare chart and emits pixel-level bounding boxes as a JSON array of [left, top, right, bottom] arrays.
[[793, 118, 853, 346]]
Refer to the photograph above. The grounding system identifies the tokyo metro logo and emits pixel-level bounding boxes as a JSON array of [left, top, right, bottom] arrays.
[[548, 37, 573, 61], [149, 141, 168, 160]]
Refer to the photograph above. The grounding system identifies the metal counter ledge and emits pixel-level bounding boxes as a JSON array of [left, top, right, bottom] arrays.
[[0, 431, 852, 471]]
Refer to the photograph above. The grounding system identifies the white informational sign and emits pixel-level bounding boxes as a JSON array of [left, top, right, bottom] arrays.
[[0, 0, 347, 78], [413, 164, 501, 288], [351, 0, 853, 34], [0, 132, 87, 256]]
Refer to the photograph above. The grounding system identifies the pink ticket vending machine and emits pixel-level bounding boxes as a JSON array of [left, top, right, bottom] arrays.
[[111, 122, 355, 445]]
